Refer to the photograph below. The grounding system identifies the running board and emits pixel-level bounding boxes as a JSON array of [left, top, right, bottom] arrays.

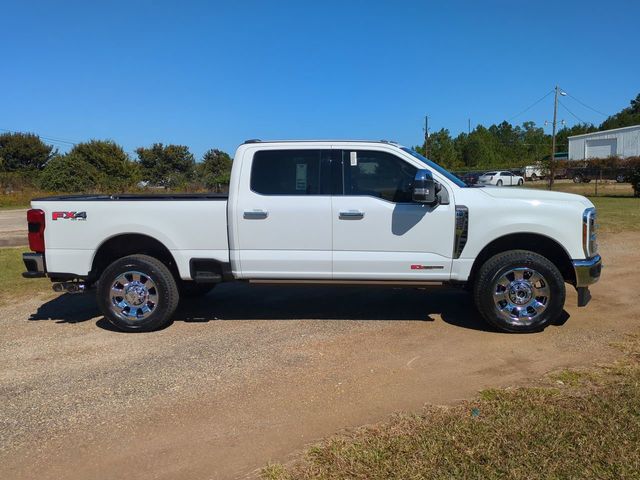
[[248, 279, 445, 287]]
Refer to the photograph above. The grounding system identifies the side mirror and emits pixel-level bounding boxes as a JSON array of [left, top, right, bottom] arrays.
[[412, 169, 437, 204]]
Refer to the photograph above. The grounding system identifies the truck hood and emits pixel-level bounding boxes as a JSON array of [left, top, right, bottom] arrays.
[[478, 186, 593, 208]]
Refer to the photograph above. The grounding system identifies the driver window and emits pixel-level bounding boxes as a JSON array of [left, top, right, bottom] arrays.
[[342, 150, 417, 203]]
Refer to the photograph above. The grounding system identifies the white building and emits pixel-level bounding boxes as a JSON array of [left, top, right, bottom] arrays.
[[568, 124, 640, 160]]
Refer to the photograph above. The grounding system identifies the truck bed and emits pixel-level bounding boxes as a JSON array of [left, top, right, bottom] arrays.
[[32, 193, 229, 201]]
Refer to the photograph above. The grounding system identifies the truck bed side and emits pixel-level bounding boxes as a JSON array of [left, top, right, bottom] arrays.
[[31, 197, 229, 280]]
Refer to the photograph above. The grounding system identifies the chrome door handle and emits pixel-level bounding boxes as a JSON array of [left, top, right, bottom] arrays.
[[339, 210, 364, 219], [243, 210, 268, 219]]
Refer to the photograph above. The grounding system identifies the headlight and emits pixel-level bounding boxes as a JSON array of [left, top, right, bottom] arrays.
[[582, 207, 598, 257]]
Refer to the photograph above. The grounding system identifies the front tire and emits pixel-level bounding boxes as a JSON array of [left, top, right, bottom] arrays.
[[473, 250, 565, 333], [97, 254, 179, 332], [496, 180, 503, 186], [518, 179, 524, 186]]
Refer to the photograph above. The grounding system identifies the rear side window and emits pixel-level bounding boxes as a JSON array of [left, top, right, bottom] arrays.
[[342, 150, 417, 203], [250, 150, 329, 195]]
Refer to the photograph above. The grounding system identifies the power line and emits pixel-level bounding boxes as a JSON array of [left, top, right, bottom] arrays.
[[0, 127, 138, 157], [558, 100, 591, 125], [564, 92, 609, 117], [0, 127, 77, 146], [507, 89, 554, 122]]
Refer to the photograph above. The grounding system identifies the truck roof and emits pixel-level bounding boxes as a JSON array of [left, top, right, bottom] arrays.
[[242, 139, 404, 146]]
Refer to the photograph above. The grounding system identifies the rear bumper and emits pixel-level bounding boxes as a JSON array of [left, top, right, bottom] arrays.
[[22, 252, 46, 278], [573, 255, 602, 287]]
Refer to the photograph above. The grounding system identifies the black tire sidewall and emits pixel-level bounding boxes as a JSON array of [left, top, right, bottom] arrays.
[[97, 255, 179, 332], [474, 251, 565, 333]]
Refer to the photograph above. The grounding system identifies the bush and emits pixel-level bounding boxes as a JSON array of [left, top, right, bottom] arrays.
[[0, 132, 55, 172], [39, 154, 101, 192], [629, 168, 640, 197], [68, 140, 139, 190]]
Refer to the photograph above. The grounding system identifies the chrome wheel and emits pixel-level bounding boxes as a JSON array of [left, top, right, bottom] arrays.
[[109, 271, 159, 321], [493, 268, 550, 326]]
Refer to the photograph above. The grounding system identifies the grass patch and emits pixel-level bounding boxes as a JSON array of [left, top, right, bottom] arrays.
[[264, 337, 640, 480], [590, 197, 640, 233], [525, 180, 634, 197], [0, 247, 50, 305]]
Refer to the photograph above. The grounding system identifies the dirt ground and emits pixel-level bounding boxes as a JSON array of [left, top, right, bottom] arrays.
[[0, 209, 27, 247], [1, 232, 638, 480]]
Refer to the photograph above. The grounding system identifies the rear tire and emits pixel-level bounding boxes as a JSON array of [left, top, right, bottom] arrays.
[[473, 250, 565, 333], [573, 175, 582, 184], [97, 254, 179, 332], [496, 180, 503, 186]]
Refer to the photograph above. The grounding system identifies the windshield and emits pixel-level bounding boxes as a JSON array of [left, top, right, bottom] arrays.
[[400, 147, 467, 187]]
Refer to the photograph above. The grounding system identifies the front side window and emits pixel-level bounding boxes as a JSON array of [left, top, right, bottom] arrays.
[[342, 150, 417, 203], [251, 149, 329, 195]]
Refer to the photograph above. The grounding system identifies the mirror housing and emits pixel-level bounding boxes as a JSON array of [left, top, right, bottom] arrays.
[[412, 169, 437, 204]]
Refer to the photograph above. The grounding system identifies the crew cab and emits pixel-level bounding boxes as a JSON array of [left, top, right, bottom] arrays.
[[22, 140, 602, 333]]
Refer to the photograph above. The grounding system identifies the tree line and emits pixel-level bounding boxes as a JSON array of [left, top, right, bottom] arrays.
[[1, 93, 638, 192], [0, 136, 232, 192], [414, 93, 640, 171]]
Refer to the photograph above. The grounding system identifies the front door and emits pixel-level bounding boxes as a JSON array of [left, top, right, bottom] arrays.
[[331, 148, 455, 280], [234, 148, 333, 279]]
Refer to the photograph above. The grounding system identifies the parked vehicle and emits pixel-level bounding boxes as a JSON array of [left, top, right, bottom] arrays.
[[524, 164, 546, 181], [461, 171, 481, 185], [477, 171, 525, 186], [22, 140, 601, 333], [566, 165, 629, 184]]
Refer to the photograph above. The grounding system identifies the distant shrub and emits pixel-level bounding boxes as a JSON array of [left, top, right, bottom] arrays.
[[39, 154, 101, 192]]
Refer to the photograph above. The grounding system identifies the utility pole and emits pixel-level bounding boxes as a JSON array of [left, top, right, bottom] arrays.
[[548, 85, 560, 189], [423, 115, 429, 156]]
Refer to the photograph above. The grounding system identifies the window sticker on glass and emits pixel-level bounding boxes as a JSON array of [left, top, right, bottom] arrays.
[[295, 163, 307, 190], [350, 151, 358, 166]]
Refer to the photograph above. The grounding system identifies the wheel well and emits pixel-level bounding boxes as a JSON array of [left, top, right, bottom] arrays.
[[90, 234, 179, 283], [468, 233, 575, 286]]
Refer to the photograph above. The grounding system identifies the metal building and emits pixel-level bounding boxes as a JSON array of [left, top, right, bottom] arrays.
[[568, 124, 640, 160]]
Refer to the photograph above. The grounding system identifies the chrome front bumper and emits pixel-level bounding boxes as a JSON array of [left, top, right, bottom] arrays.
[[573, 255, 602, 287]]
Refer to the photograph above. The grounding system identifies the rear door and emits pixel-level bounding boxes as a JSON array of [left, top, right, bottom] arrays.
[[331, 148, 455, 280], [234, 148, 333, 279]]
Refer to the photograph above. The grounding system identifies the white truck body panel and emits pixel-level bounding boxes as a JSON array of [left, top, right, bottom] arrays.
[[32, 199, 229, 279], [29, 140, 595, 285]]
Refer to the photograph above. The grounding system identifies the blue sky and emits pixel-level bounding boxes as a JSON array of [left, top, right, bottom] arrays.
[[2, 0, 639, 158]]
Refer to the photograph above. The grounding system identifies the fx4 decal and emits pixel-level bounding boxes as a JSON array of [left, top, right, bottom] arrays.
[[52, 211, 87, 221]]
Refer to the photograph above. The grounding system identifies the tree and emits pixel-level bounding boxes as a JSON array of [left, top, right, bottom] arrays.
[[39, 153, 101, 192], [0, 132, 56, 171], [198, 149, 232, 190], [600, 93, 640, 131], [68, 140, 138, 190], [136, 143, 195, 188]]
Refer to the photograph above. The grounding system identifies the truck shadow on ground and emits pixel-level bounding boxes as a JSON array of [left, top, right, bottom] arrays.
[[28, 282, 569, 333]]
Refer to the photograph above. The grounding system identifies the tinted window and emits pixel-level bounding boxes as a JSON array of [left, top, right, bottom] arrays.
[[343, 150, 417, 203], [251, 150, 329, 195], [502, 172, 512, 176]]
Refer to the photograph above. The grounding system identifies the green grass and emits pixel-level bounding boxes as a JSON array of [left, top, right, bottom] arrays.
[[263, 336, 640, 480], [0, 247, 50, 305], [590, 197, 640, 233]]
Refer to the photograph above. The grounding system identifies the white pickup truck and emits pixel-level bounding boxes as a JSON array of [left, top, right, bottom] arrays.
[[22, 140, 602, 333]]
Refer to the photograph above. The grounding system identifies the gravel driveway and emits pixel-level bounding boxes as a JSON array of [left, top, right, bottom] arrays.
[[1, 232, 638, 480]]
